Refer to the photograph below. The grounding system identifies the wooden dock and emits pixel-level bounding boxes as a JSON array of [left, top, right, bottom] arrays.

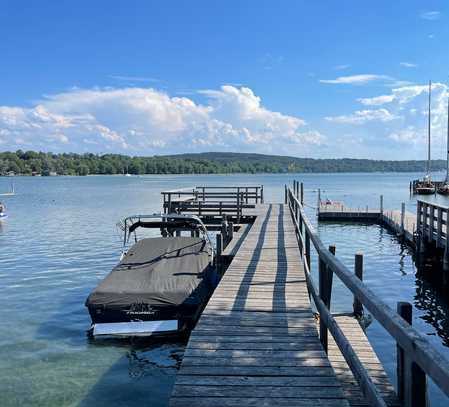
[[318, 202, 416, 247], [164, 184, 449, 407], [171, 203, 351, 406]]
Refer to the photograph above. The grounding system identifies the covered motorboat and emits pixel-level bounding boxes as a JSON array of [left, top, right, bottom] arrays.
[[86, 214, 217, 337]]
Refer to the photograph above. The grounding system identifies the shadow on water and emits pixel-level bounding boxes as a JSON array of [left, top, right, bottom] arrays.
[[78, 337, 185, 407]]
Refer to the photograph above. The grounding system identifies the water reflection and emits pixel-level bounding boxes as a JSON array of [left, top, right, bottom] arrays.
[[414, 278, 449, 347]]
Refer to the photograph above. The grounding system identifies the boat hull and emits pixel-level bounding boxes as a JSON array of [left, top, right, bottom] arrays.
[[87, 301, 203, 337], [415, 187, 435, 195]]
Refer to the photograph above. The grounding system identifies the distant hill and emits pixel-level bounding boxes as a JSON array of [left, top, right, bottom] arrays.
[[164, 152, 446, 173], [0, 150, 445, 176]]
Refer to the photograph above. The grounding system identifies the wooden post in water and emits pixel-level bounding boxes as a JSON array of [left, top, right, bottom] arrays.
[[353, 253, 364, 317], [380, 195, 384, 219], [401, 203, 406, 236], [397, 302, 428, 407], [317, 188, 321, 212], [319, 245, 335, 353]]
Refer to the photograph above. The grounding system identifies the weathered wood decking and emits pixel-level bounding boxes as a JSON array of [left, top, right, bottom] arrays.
[[169, 203, 399, 407], [328, 316, 400, 407], [171, 203, 349, 406]]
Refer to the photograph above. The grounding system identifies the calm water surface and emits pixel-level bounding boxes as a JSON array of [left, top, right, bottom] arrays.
[[0, 172, 448, 406]]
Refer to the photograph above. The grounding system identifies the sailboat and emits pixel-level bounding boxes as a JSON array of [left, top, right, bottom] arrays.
[[0, 181, 15, 197], [437, 97, 449, 195], [415, 80, 436, 195]]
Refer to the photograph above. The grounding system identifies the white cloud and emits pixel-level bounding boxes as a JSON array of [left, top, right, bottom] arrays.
[[334, 64, 351, 70], [400, 62, 418, 68], [357, 95, 395, 106], [389, 127, 421, 143], [325, 108, 398, 124], [324, 82, 449, 158], [420, 11, 441, 20], [319, 74, 393, 85], [0, 86, 325, 154]]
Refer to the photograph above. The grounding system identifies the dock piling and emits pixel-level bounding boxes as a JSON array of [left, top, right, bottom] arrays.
[[401, 203, 405, 236]]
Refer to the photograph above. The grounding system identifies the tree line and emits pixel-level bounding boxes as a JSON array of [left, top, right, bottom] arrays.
[[0, 150, 445, 176]]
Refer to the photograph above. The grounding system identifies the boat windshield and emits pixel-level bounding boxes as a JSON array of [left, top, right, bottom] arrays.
[[117, 213, 213, 255]]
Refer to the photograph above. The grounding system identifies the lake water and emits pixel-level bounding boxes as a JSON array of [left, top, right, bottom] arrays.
[[0, 172, 448, 406]]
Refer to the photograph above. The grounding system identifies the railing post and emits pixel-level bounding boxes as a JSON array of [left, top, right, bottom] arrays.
[[318, 256, 328, 352], [353, 253, 364, 317], [444, 208, 449, 279], [216, 233, 223, 275], [284, 185, 287, 204], [300, 182, 304, 205], [305, 232, 311, 271], [228, 221, 234, 243], [437, 208, 443, 247], [261, 185, 264, 203], [319, 245, 335, 354], [397, 302, 428, 407], [221, 220, 228, 248]]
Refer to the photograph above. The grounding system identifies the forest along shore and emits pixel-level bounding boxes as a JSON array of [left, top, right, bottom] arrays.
[[0, 150, 447, 176]]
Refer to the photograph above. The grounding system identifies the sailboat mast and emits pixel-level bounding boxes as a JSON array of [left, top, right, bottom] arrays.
[[427, 80, 432, 177]]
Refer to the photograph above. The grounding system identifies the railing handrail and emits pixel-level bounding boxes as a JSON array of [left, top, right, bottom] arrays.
[[287, 186, 449, 398], [417, 199, 449, 212]]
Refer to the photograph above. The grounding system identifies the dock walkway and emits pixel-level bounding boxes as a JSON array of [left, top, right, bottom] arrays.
[[170, 203, 350, 406]]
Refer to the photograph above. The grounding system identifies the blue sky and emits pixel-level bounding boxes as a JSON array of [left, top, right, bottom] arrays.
[[1, 1, 449, 159]]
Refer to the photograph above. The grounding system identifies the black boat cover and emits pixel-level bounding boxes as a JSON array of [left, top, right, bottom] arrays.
[[86, 237, 212, 308]]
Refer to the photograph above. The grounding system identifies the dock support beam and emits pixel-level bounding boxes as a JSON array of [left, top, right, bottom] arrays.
[[397, 302, 428, 407], [353, 253, 364, 317]]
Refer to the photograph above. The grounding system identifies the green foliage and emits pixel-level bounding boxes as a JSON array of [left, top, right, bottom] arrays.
[[0, 150, 445, 176]]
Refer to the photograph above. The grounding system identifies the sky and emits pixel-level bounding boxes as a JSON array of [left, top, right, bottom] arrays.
[[1, 1, 449, 159]]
